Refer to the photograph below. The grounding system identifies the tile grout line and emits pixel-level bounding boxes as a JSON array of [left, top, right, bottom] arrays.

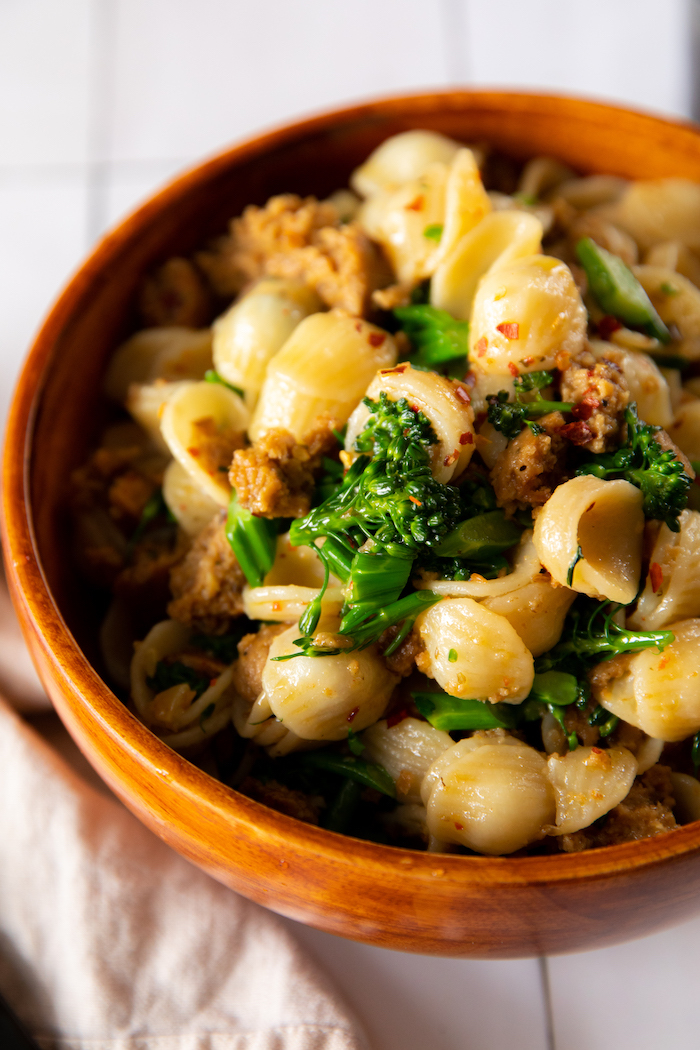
[[85, 0, 118, 245], [538, 956, 557, 1050]]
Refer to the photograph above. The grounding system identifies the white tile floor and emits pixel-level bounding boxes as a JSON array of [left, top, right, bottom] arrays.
[[1, 2, 698, 1047]]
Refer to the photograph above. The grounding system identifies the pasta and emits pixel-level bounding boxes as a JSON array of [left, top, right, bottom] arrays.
[[75, 129, 700, 859]]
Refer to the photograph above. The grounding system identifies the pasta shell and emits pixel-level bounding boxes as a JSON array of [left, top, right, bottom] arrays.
[[362, 717, 453, 803], [250, 311, 397, 442], [433, 148, 492, 266], [126, 379, 193, 451], [533, 475, 644, 605], [350, 129, 462, 198], [415, 529, 541, 599], [431, 209, 542, 320], [212, 278, 321, 402], [344, 362, 474, 483], [242, 584, 344, 624], [629, 510, 700, 630], [589, 339, 672, 429], [670, 772, 700, 823], [104, 327, 212, 403], [546, 746, 638, 836], [162, 458, 220, 537], [667, 399, 700, 460], [602, 178, 700, 253], [633, 265, 700, 360], [416, 597, 534, 704], [481, 575, 576, 657], [160, 380, 249, 506]]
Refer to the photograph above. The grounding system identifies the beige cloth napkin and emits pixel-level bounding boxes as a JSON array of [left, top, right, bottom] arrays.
[[0, 572, 370, 1050]]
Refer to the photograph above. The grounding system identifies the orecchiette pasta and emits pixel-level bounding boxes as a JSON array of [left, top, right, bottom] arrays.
[[242, 584, 344, 624], [588, 339, 673, 429], [160, 380, 250, 506], [362, 718, 453, 803], [126, 379, 193, 451], [416, 530, 540, 600], [212, 278, 321, 403], [104, 327, 213, 403], [628, 511, 700, 630], [593, 618, 700, 741], [416, 597, 534, 703], [481, 575, 576, 657], [668, 399, 700, 460], [533, 475, 644, 605], [644, 241, 700, 290], [421, 734, 555, 855], [344, 362, 475, 483], [250, 311, 397, 442], [600, 178, 700, 253], [431, 210, 543, 320], [546, 746, 638, 836], [517, 156, 574, 200], [469, 254, 587, 380], [632, 266, 700, 360], [350, 129, 462, 198], [432, 148, 492, 266], [162, 458, 220, 536]]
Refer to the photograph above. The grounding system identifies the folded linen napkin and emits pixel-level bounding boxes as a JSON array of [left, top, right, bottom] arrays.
[[0, 575, 369, 1050]]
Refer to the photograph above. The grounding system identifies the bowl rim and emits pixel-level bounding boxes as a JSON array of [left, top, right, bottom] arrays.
[[5, 86, 700, 887]]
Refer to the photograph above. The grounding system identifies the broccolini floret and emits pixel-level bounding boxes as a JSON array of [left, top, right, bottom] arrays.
[[486, 370, 574, 438], [576, 403, 691, 531]]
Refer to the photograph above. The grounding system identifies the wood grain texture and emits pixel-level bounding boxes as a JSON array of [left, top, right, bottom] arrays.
[[5, 91, 700, 958]]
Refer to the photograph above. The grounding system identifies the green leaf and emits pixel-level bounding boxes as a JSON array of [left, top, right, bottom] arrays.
[[575, 237, 670, 343], [147, 660, 209, 699], [412, 691, 521, 732], [298, 753, 396, 798], [528, 670, 579, 707]]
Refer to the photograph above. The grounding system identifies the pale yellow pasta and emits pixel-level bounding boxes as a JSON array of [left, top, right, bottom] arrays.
[[474, 418, 509, 469], [481, 575, 576, 657], [242, 584, 344, 624], [357, 161, 449, 285], [588, 339, 673, 428], [667, 399, 700, 460], [212, 278, 321, 403], [431, 210, 543, 321], [600, 178, 700, 252], [362, 718, 453, 803], [416, 530, 541, 599], [645, 241, 700, 289], [533, 476, 644, 605], [432, 148, 492, 266], [628, 511, 700, 630], [632, 266, 700, 360], [162, 459, 220, 537], [244, 624, 398, 743], [635, 735, 664, 774], [670, 772, 700, 823], [553, 174, 627, 210], [324, 188, 361, 222], [126, 379, 193, 451], [469, 255, 587, 378], [545, 746, 638, 836], [344, 362, 475, 483], [350, 129, 462, 198], [131, 619, 192, 721], [264, 532, 329, 588], [488, 191, 554, 237], [160, 380, 249, 506], [517, 156, 574, 200], [250, 311, 397, 442], [104, 327, 213, 403], [416, 597, 534, 703], [421, 734, 554, 855], [594, 618, 700, 741]]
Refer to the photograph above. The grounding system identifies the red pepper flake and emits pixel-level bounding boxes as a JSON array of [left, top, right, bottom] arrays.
[[381, 363, 407, 375], [405, 195, 425, 211], [409, 495, 423, 506], [209, 677, 218, 687], [507, 362, 520, 378], [522, 356, 534, 366], [459, 431, 474, 445], [444, 450, 459, 466], [368, 331, 386, 348], [571, 397, 600, 421], [497, 322, 520, 340], [475, 336, 488, 357], [561, 420, 594, 446], [271, 601, 282, 612], [187, 447, 200, 457], [591, 747, 604, 756], [454, 384, 471, 404], [387, 707, 410, 728], [346, 706, 360, 723], [454, 822, 464, 831], [597, 315, 622, 340], [464, 370, 477, 387], [355, 321, 363, 333], [650, 562, 664, 594]]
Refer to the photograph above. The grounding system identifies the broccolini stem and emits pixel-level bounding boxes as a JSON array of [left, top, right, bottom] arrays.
[[225, 492, 278, 588]]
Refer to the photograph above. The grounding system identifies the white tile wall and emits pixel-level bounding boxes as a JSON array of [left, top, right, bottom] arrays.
[[1, 2, 699, 1047]]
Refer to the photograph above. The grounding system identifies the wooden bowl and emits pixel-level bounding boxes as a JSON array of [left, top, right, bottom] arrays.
[[5, 90, 700, 958]]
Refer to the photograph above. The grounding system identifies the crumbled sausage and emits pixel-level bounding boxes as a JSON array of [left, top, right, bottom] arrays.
[[238, 776, 324, 825], [380, 626, 425, 678], [229, 422, 337, 519], [168, 513, 246, 633], [231, 623, 287, 705], [139, 257, 213, 328], [489, 413, 568, 516], [196, 193, 391, 316], [558, 764, 677, 852], [560, 353, 630, 453]]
